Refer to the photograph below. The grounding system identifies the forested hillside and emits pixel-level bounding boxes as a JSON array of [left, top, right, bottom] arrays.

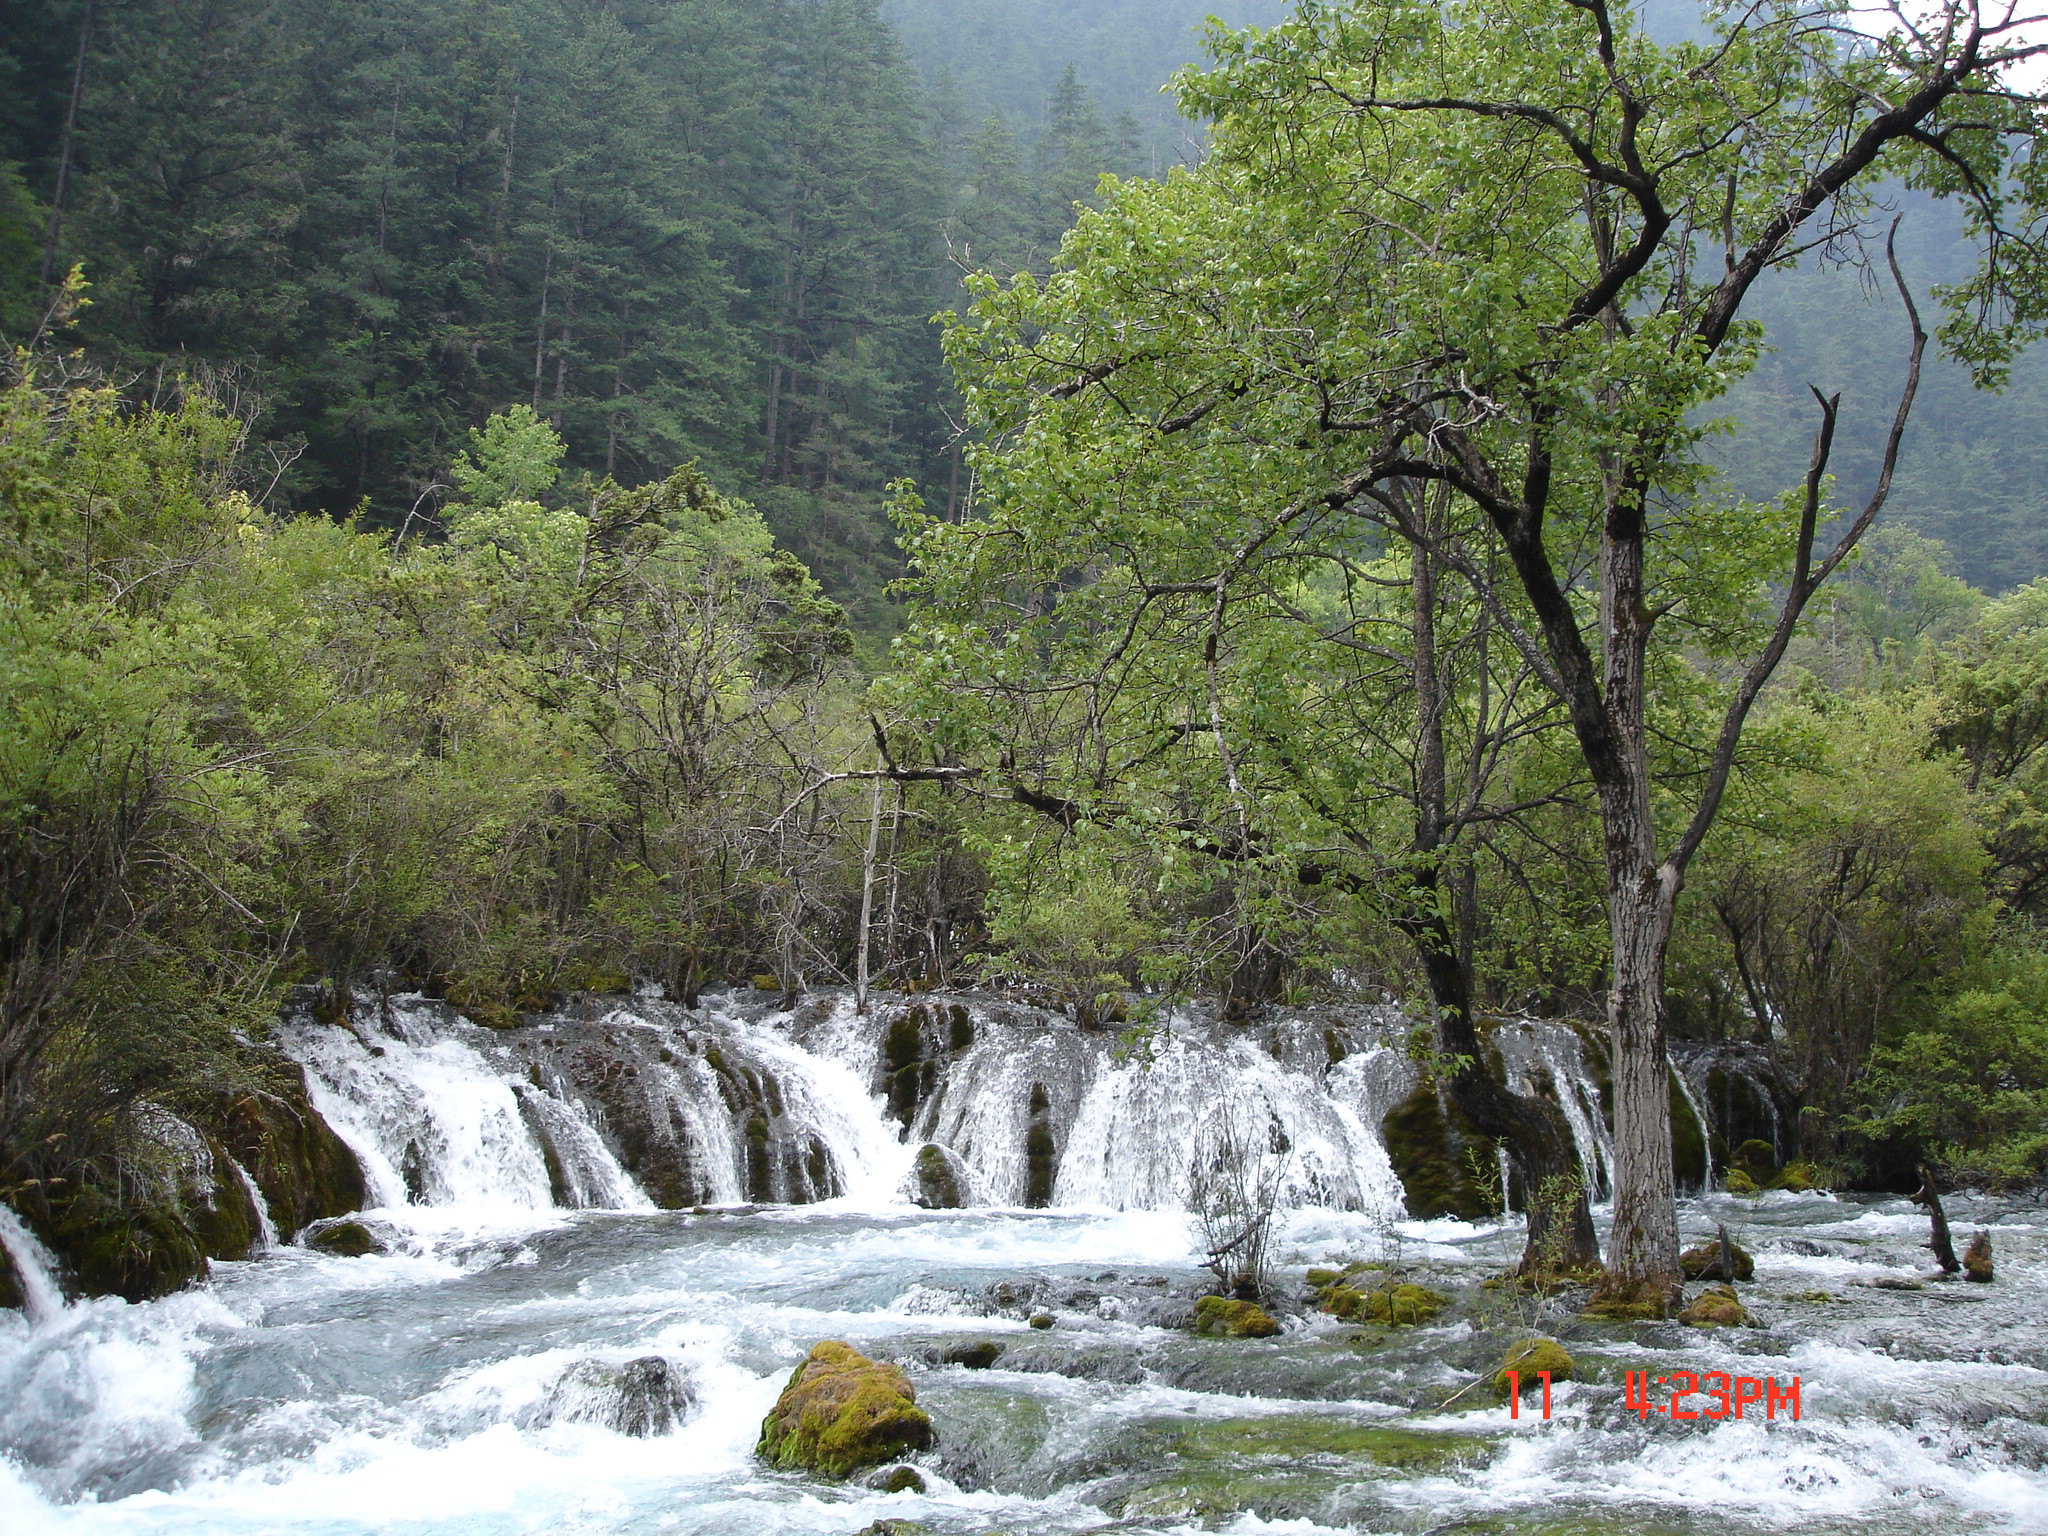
[[1, 0, 2046, 1320]]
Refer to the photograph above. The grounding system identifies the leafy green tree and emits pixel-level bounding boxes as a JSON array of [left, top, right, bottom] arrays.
[[909, 0, 2048, 1296]]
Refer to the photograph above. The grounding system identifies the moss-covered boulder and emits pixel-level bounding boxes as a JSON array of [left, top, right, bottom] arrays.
[[757, 1341, 933, 1478], [1770, 1160, 1823, 1192], [1678, 1285, 1754, 1327], [304, 1218, 383, 1256], [1492, 1337, 1574, 1397], [1322, 1281, 1448, 1326], [907, 1143, 969, 1209], [1678, 1238, 1754, 1282], [1730, 1139, 1777, 1179], [1962, 1230, 1994, 1282], [1191, 1296, 1282, 1337], [1722, 1167, 1759, 1196], [206, 1058, 367, 1233], [1581, 1274, 1675, 1321]]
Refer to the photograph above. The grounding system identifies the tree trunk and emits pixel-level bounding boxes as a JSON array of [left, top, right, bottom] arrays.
[[1400, 892, 1600, 1275], [39, 0, 96, 287], [1601, 863, 1683, 1302]]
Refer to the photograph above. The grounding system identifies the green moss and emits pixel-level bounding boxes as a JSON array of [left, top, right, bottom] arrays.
[[1191, 1295, 1282, 1337], [1382, 1085, 1494, 1219], [1581, 1274, 1674, 1321], [1028, 1312, 1055, 1329], [306, 1220, 379, 1257], [872, 1466, 926, 1493], [756, 1340, 932, 1478], [1174, 1415, 1493, 1470], [1669, 1070, 1707, 1190], [1492, 1337, 1574, 1397], [30, 1182, 207, 1301], [1023, 1083, 1057, 1208], [1678, 1285, 1754, 1327], [1678, 1239, 1754, 1281], [1722, 1168, 1760, 1196], [1322, 1280, 1448, 1325], [1770, 1160, 1823, 1192], [1730, 1139, 1777, 1178]]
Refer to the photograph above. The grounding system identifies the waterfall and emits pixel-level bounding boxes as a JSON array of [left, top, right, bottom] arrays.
[[269, 988, 1637, 1223], [0, 1207, 66, 1324], [1670, 1062, 1717, 1192], [227, 1157, 280, 1250], [1493, 1018, 1615, 1199]]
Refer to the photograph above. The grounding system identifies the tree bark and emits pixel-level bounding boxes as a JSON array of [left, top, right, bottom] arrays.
[[1911, 1167, 1960, 1273], [1601, 861, 1683, 1302]]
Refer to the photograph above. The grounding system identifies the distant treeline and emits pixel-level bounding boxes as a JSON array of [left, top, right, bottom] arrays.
[[0, 0, 1184, 626]]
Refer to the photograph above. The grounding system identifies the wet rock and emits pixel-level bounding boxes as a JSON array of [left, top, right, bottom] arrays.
[[1863, 1274, 1926, 1291], [1493, 1337, 1574, 1396], [756, 1340, 933, 1478], [864, 1465, 926, 1493], [1582, 1275, 1676, 1320], [206, 1059, 366, 1235], [303, 1218, 387, 1257], [1190, 1296, 1281, 1338], [906, 1143, 969, 1209], [1027, 1312, 1055, 1330], [1964, 1230, 1994, 1282], [540, 1356, 694, 1436], [853, 1520, 926, 1536], [1678, 1285, 1754, 1327], [942, 1340, 1004, 1369], [1679, 1238, 1755, 1282], [1322, 1280, 1448, 1325]]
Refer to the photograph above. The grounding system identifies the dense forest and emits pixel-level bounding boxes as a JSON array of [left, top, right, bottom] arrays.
[[1, 0, 2046, 1305]]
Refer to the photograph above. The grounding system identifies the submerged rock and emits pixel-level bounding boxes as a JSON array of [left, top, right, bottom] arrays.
[[1190, 1296, 1281, 1338], [942, 1340, 1004, 1369], [1678, 1285, 1754, 1327], [1492, 1337, 1574, 1396], [757, 1340, 933, 1477], [539, 1356, 693, 1436]]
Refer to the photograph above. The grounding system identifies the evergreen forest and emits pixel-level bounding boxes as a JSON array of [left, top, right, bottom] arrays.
[[2, 0, 2047, 1315]]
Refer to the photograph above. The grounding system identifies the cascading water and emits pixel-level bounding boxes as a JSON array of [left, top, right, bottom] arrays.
[[0, 1209, 64, 1325], [3, 987, 2045, 1536]]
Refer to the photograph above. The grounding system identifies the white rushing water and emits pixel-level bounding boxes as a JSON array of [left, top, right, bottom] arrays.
[[8, 988, 2041, 1536], [0, 1208, 65, 1325]]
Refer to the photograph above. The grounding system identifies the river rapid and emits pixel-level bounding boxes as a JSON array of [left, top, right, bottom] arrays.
[[1, 992, 2044, 1536]]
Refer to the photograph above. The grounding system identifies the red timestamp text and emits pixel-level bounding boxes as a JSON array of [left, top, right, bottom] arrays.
[[1502, 1370, 1801, 1421]]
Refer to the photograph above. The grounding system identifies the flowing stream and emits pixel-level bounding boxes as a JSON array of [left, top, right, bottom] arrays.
[[2, 991, 2044, 1535]]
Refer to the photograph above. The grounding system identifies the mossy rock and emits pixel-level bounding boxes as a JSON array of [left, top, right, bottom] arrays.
[[1492, 1337, 1574, 1397], [1678, 1285, 1753, 1327], [908, 1143, 968, 1209], [304, 1219, 384, 1257], [1796, 1289, 1841, 1303], [1730, 1139, 1777, 1178], [1770, 1160, 1823, 1192], [756, 1341, 932, 1478], [1191, 1296, 1281, 1338], [206, 1061, 367, 1234], [1963, 1231, 1994, 1283], [866, 1465, 927, 1493], [25, 1181, 208, 1302], [1581, 1275, 1674, 1321], [752, 974, 784, 992], [1027, 1312, 1055, 1330], [1304, 1266, 1343, 1289], [1678, 1239, 1754, 1282], [1324, 1281, 1448, 1326], [1722, 1168, 1760, 1196]]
